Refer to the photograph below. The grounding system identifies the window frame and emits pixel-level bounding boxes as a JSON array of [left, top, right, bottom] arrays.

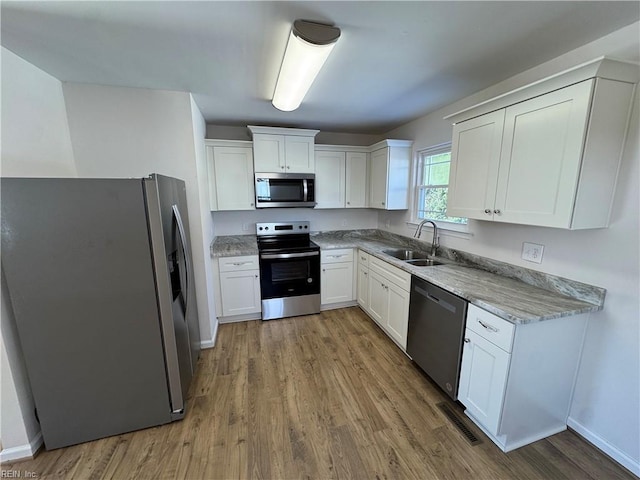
[[411, 142, 469, 233]]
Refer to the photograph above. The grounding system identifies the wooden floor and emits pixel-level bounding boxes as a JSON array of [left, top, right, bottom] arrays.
[[3, 307, 634, 479]]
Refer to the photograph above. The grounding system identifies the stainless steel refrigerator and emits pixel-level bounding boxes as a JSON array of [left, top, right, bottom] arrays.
[[1, 174, 201, 449]]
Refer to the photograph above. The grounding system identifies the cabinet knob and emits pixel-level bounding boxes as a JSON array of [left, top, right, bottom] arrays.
[[322, 268, 326, 272], [287, 166, 290, 169], [255, 274, 258, 278], [381, 202, 385, 206], [494, 209, 501, 215], [364, 272, 368, 276], [250, 203, 254, 206], [281, 166, 285, 169], [464, 338, 470, 343], [347, 202, 350, 205], [484, 209, 492, 214]]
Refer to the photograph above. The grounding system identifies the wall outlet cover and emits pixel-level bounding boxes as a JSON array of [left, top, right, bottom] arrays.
[[522, 242, 544, 264]]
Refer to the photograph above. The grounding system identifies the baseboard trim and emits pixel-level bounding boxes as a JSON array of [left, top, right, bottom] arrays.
[[567, 417, 640, 476], [0, 431, 43, 463], [321, 301, 358, 311]]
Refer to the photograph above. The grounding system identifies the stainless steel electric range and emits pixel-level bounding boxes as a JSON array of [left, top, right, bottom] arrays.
[[256, 221, 320, 320]]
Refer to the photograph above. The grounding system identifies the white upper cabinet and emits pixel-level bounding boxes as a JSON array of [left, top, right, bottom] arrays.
[[251, 134, 285, 172], [249, 126, 319, 173], [315, 150, 346, 209], [206, 141, 255, 211], [448, 110, 504, 220], [315, 146, 370, 209], [345, 152, 368, 208], [446, 58, 637, 229], [368, 140, 413, 210]]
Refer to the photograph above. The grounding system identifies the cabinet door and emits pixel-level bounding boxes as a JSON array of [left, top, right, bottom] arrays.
[[369, 148, 388, 209], [494, 80, 593, 227], [212, 146, 255, 211], [367, 270, 388, 327], [219, 270, 261, 316], [253, 134, 285, 172], [447, 110, 504, 220], [285, 136, 315, 173], [357, 264, 370, 311], [321, 262, 354, 304], [346, 152, 368, 208], [458, 329, 510, 436], [315, 151, 346, 208], [385, 282, 410, 350]]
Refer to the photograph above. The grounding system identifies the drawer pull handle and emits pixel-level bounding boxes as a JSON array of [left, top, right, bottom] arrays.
[[464, 338, 470, 343], [232, 262, 251, 266], [478, 320, 499, 332]]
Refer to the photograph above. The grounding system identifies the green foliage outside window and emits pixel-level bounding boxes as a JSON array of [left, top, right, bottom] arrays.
[[417, 149, 467, 224]]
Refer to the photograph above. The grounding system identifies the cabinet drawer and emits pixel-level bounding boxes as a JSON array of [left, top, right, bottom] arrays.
[[357, 250, 370, 267], [321, 248, 354, 264], [466, 304, 515, 353], [369, 256, 411, 292], [218, 255, 260, 272]]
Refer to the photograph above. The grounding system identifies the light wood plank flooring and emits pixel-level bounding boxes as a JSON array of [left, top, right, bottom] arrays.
[[2, 307, 634, 479]]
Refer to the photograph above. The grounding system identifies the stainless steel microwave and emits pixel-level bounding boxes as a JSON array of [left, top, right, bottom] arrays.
[[255, 173, 316, 208]]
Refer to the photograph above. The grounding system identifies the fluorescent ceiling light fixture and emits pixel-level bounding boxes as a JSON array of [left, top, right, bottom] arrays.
[[272, 20, 341, 112]]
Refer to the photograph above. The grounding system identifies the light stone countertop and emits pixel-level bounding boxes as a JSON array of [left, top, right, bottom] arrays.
[[210, 230, 604, 325]]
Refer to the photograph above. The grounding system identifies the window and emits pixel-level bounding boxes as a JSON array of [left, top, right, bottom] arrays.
[[415, 143, 467, 225]]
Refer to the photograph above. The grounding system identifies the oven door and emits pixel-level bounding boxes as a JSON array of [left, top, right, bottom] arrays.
[[259, 250, 320, 299]]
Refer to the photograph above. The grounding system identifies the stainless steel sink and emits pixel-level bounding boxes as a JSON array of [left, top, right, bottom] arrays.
[[405, 258, 443, 267], [382, 248, 444, 267], [382, 248, 430, 260]]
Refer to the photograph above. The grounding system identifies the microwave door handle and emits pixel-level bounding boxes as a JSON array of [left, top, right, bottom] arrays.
[[303, 179, 308, 202]]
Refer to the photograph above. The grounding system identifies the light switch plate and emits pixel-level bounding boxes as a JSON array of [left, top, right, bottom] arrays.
[[522, 242, 544, 263]]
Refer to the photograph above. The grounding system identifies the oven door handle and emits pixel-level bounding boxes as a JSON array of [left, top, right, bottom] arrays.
[[261, 251, 320, 260]]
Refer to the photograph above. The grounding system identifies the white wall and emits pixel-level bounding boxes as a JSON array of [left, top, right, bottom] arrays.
[[0, 47, 77, 459], [212, 208, 379, 236], [382, 23, 640, 474], [190, 95, 219, 346], [62, 83, 216, 345]]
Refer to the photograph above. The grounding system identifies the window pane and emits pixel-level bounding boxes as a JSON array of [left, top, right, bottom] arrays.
[[418, 186, 467, 224], [416, 146, 467, 225], [427, 162, 450, 185]]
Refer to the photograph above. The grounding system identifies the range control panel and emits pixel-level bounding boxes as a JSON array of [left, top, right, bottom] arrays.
[[256, 221, 310, 236]]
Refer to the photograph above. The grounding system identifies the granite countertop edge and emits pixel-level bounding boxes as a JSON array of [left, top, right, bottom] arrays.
[[210, 231, 603, 325]]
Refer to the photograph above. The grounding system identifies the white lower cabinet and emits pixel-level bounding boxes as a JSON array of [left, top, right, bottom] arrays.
[[321, 249, 355, 307], [356, 251, 370, 312], [357, 250, 411, 350], [458, 328, 510, 436], [458, 304, 588, 452], [217, 255, 261, 318]]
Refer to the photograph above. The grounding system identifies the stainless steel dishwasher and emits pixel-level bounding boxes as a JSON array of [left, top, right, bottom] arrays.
[[407, 276, 468, 400]]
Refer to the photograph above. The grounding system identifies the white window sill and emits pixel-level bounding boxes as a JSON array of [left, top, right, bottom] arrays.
[[405, 221, 474, 240]]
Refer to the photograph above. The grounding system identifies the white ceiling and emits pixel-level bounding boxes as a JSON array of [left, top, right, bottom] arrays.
[[2, 1, 639, 133]]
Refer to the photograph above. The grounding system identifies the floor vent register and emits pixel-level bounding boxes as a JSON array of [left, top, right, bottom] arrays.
[[437, 402, 482, 446]]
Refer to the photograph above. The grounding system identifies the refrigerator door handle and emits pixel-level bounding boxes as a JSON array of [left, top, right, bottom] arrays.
[[172, 204, 192, 325]]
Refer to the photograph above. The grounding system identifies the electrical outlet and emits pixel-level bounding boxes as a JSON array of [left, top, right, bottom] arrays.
[[522, 242, 544, 264], [242, 223, 250, 232], [385, 218, 391, 228], [341, 219, 348, 227]]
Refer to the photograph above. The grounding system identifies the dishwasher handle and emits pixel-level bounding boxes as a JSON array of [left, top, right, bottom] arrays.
[[414, 285, 457, 314]]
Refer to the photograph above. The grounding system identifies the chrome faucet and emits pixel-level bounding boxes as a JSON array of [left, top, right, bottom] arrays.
[[414, 219, 439, 257]]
